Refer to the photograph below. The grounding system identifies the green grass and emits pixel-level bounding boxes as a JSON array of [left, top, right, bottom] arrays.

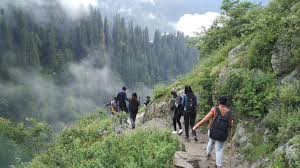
[[27, 109, 179, 168]]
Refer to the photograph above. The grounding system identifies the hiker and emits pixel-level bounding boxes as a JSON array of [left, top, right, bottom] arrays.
[[116, 86, 128, 113], [144, 96, 151, 107], [128, 92, 140, 129], [105, 97, 119, 115], [170, 90, 183, 135], [192, 96, 233, 168], [182, 85, 198, 141]]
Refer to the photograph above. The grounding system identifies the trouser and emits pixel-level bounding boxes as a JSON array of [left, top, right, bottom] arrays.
[[130, 113, 137, 128], [183, 111, 197, 138], [207, 130, 225, 167], [120, 104, 128, 113], [173, 113, 182, 131]]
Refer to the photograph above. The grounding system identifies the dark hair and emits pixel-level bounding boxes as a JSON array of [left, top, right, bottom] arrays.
[[132, 92, 137, 99], [171, 90, 177, 97], [184, 85, 193, 94], [218, 96, 228, 105], [147, 96, 150, 99], [122, 86, 126, 91], [184, 85, 189, 94]]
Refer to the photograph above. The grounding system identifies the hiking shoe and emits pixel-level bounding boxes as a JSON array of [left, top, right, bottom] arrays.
[[178, 129, 183, 135], [172, 131, 178, 134], [193, 136, 198, 142]]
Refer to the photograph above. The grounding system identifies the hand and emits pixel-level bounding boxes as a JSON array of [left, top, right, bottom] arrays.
[[192, 126, 197, 131]]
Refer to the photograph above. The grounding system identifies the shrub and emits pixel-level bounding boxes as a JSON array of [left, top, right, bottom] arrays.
[[215, 69, 275, 117], [28, 111, 179, 168]]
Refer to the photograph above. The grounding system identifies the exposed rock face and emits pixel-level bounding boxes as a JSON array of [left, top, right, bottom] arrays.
[[271, 42, 293, 76], [232, 123, 251, 147], [285, 135, 300, 167], [228, 44, 245, 66], [218, 67, 230, 85], [142, 100, 170, 123], [174, 151, 200, 168], [281, 66, 300, 84]]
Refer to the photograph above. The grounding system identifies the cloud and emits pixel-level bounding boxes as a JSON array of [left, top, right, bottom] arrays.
[[118, 7, 133, 16], [138, 0, 156, 5], [58, 0, 98, 18], [176, 12, 220, 36], [148, 13, 156, 19]]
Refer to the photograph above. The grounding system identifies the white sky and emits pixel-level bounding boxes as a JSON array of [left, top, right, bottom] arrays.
[[176, 12, 221, 36]]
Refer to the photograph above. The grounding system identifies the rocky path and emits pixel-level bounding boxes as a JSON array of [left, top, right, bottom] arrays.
[[123, 112, 249, 168], [174, 128, 250, 168]]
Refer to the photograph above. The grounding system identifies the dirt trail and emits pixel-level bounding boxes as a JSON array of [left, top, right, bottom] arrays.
[[124, 112, 249, 168], [174, 128, 249, 168]]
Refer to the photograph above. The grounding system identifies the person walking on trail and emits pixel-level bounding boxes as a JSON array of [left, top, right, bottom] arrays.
[[105, 97, 119, 115], [170, 90, 183, 135], [192, 96, 233, 168], [128, 92, 140, 129], [117, 86, 128, 113], [182, 85, 198, 141], [144, 96, 151, 107]]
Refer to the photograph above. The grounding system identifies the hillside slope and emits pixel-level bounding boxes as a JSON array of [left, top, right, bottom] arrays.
[[148, 0, 300, 167]]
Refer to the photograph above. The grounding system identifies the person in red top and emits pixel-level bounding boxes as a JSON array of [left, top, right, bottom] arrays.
[[193, 96, 233, 168]]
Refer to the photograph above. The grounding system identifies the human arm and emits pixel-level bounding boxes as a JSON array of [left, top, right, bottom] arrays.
[[192, 107, 215, 130]]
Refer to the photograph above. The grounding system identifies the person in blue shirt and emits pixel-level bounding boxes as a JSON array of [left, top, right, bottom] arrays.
[[182, 85, 198, 141]]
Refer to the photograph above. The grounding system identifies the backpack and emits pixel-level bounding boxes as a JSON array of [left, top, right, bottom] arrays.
[[111, 101, 117, 113], [209, 107, 231, 142], [185, 94, 196, 111], [170, 97, 180, 111]]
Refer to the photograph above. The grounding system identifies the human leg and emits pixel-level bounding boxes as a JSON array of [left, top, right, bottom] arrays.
[[215, 140, 225, 167], [183, 112, 190, 138]]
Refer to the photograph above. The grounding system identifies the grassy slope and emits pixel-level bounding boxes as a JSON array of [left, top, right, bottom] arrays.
[[153, 0, 300, 167], [25, 110, 179, 168]]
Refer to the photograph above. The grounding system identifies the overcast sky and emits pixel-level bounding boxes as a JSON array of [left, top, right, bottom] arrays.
[[94, 0, 269, 36], [0, 0, 269, 36]]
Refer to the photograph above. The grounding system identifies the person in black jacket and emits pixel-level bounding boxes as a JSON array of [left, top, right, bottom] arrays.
[[182, 85, 198, 141], [116, 87, 128, 113], [170, 90, 183, 135], [129, 92, 140, 129]]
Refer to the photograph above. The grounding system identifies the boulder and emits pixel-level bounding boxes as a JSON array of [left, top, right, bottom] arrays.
[[271, 42, 293, 76], [174, 151, 200, 168]]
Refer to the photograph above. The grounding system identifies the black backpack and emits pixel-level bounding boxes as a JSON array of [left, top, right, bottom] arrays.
[[185, 94, 196, 111], [209, 107, 231, 142]]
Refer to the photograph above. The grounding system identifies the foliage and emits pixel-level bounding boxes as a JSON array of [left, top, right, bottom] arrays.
[[27, 111, 179, 168], [153, 83, 172, 100], [0, 117, 52, 167], [268, 152, 287, 168], [216, 69, 275, 117], [265, 81, 300, 144]]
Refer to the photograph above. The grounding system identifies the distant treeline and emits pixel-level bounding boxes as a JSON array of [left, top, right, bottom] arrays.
[[0, 5, 197, 86]]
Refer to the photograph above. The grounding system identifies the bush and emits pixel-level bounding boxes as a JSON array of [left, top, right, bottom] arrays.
[[215, 69, 275, 117], [153, 83, 172, 100], [28, 111, 179, 168], [268, 152, 287, 168], [0, 117, 52, 167]]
